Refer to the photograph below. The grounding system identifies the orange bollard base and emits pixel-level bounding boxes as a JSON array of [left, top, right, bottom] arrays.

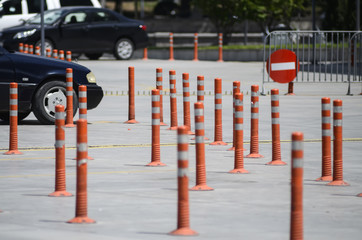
[[210, 141, 227, 146], [65, 123, 76, 128], [266, 160, 287, 166], [124, 119, 139, 124], [67, 217, 96, 224], [160, 122, 168, 126], [4, 150, 23, 155], [167, 126, 178, 130], [245, 153, 264, 158], [327, 180, 350, 186], [49, 191, 73, 197], [169, 227, 198, 236], [190, 184, 214, 191], [146, 161, 166, 167], [169, 58, 175, 61], [227, 146, 235, 151], [315, 176, 333, 182], [229, 168, 249, 174], [357, 193, 362, 197], [187, 131, 195, 135], [285, 93, 296, 96], [217, 60, 224, 63], [192, 59, 199, 62]]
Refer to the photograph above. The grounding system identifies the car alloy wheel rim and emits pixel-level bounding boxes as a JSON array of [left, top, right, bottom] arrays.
[[43, 87, 66, 118], [117, 41, 132, 59]]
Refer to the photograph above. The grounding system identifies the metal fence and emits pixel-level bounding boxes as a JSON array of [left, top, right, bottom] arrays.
[[262, 31, 362, 95]]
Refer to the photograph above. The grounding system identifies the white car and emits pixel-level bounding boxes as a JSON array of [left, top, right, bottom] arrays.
[[0, 0, 101, 32]]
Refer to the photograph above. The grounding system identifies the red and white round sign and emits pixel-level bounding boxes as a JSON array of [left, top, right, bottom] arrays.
[[266, 49, 300, 84]]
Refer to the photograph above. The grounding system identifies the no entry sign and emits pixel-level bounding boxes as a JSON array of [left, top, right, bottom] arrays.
[[266, 49, 300, 84]]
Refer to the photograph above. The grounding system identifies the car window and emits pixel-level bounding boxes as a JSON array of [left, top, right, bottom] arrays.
[[2, 0, 21, 15], [92, 11, 117, 23], [27, 9, 63, 24], [60, 0, 94, 6], [27, 0, 48, 14], [63, 12, 87, 25]]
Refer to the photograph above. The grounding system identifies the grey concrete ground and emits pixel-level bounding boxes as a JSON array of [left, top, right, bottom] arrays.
[[0, 60, 361, 240]]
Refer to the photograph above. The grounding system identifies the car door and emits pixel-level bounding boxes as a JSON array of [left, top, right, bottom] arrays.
[[86, 9, 119, 51], [0, 48, 15, 111], [58, 10, 91, 52]]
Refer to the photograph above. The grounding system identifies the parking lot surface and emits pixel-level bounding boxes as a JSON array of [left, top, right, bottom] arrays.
[[0, 60, 361, 239]]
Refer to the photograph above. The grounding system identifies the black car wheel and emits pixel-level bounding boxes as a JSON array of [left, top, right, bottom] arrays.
[[35, 39, 54, 54], [114, 38, 134, 60], [32, 81, 78, 124], [0, 111, 31, 122], [85, 53, 103, 60]]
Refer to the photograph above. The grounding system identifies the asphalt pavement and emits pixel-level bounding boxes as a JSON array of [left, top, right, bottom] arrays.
[[0, 59, 361, 240]]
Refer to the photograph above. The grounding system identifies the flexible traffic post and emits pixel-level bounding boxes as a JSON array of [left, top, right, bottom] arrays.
[[246, 85, 264, 158], [156, 68, 167, 125], [59, 50, 65, 60], [53, 49, 58, 59], [29, 45, 34, 54], [49, 105, 72, 197], [197, 76, 204, 103], [191, 102, 213, 190], [169, 126, 198, 236], [168, 70, 178, 130], [24, 44, 29, 54], [217, 33, 223, 62], [169, 32, 174, 61], [229, 93, 249, 173], [267, 89, 286, 165], [66, 51, 72, 62], [67, 119, 95, 224], [327, 100, 349, 186], [124, 66, 139, 123], [4, 83, 22, 155], [210, 78, 227, 145], [286, 82, 295, 95], [35, 46, 40, 55], [46, 48, 51, 57], [147, 89, 166, 166], [19, 43, 23, 53], [290, 132, 304, 240], [65, 68, 75, 127], [182, 73, 194, 134], [78, 85, 93, 160], [316, 97, 332, 181], [193, 33, 198, 61], [142, 48, 148, 60], [227, 81, 240, 151]]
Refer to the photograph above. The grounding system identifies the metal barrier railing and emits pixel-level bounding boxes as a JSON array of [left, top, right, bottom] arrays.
[[262, 31, 362, 95]]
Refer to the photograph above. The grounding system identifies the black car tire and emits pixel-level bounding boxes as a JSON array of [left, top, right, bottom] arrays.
[[0, 111, 31, 122], [85, 53, 103, 60], [35, 39, 54, 54], [114, 38, 134, 60], [32, 81, 78, 124]]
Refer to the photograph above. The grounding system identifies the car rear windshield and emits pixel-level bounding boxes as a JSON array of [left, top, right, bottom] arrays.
[[27, 9, 64, 25]]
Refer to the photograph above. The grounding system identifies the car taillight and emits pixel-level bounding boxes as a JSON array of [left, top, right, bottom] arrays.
[[139, 25, 147, 31]]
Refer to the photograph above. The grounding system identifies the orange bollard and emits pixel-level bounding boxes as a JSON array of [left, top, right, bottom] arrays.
[[182, 73, 194, 135], [24, 44, 29, 54], [124, 66, 139, 124], [4, 83, 22, 155], [35, 46, 40, 55], [229, 93, 249, 173], [246, 85, 264, 158], [53, 49, 58, 59], [66, 51, 72, 62], [285, 82, 295, 95], [67, 119, 95, 224], [358, 193, 362, 197], [169, 32, 174, 61], [59, 50, 65, 60], [217, 33, 223, 62], [168, 70, 178, 130], [290, 132, 304, 240], [78, 85, 93, 160], [266, 89, 286, 165], [65, 68, 75, 128], [169, 126, 198, 236], [46, 48, 51, 57], [147, 89, 166, 166], [227, 81, 240, 151], [210, 78, 227, 145], [191, 102, 213, 190], [193, 33, 198, 61], [142, 48, 148, 60], [19, 43, 24, 53], [316, 97, 332, 181], [156, 68, 167, 126], [196, 76, 205, 103], [327, 100, 349, 186], [49, 105, 72, 197], [29, 45, 34, 54]]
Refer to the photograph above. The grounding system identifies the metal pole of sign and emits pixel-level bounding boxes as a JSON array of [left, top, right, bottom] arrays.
[[40, 0, 45, 56], [357, 0, 360, 31], [140, 0, 144, 19]]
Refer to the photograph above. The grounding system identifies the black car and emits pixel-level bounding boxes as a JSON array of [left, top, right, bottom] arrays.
[[0, 46, 103, 124], [0, 6, 148, 60]]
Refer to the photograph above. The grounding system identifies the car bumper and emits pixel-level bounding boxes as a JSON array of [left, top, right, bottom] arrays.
[[87, 85, 103, 110]]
